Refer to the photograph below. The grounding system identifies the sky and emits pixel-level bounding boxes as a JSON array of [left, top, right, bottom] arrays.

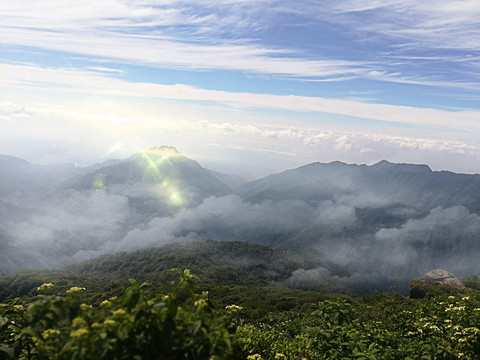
[[1, 0, 480, 178]]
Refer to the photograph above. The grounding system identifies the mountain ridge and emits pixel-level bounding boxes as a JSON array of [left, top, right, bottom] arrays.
[[2, 147, 480, 293]]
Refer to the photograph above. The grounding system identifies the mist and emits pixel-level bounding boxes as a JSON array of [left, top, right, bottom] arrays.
[[1, 150, 480, 293]]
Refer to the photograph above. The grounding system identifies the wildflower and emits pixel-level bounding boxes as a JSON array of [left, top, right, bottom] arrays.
[[445, 319, 452, 323], [275, 354, 286, 359], [80, 303, 91, 311], [194, 299, 208, 309], [42, 329, 59, 339], [100, 300, 111, 307], [407, 331, 416, 336], [247, 355, 263, 360], [458, 353, 464, 358], [66, 287, 84, 294], [72, 317, 86, 327], [226, 304, 243, 312], [109, 296, 118, 301], [449, 296, 456, 299], [417, 328, 423, 333], [13, 305, 23, 312], [462, 297, 469, 301], [113, 309, 126, 318], [70, 328, 89, 338], [92, 322, 102, 329], [474, 308, 480, 311], [104, 319, 116, 326], [37, 283, 54, 291]]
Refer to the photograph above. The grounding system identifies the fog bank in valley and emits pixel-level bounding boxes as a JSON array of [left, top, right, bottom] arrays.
[[2, 148, 480, 293]]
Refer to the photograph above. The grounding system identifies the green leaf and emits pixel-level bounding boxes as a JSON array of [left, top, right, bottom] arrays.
[[170, 268, 182, 275], [123, 289, 140, 311], [139, 281, 151, 289], [166, 298, 177, 319], [0, 344, 14, 358]]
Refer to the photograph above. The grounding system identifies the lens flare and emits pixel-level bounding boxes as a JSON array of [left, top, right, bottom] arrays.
[[91, 173, 106, 190], [135, 147, 187, 210]]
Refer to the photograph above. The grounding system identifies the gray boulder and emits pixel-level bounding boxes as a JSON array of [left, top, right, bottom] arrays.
[[425, 269, 464, 290], [410, 269, 465, 298]]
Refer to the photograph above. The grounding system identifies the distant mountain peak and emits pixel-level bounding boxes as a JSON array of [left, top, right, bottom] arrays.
[[372, 159, 432, 173], [147, 145, 181, 154], [373, 159, 392, 167], [130, 146, 184, 161]]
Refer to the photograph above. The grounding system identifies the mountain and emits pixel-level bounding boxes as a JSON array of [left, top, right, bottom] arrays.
[[0, 147, 233, 273], [237, 160, 480, 214], [231, 160, 480, 291], [0, 240, 352, 301], [2, 151, 480, 293], [209, 169, 247, 189], [0, 155, 60, 203], [63, 146, 231, 205]]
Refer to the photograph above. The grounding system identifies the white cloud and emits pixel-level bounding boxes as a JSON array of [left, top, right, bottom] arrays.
[[330, 0, 480, 51], [2, 95, 480, 175], [3, 63, 480, 133]]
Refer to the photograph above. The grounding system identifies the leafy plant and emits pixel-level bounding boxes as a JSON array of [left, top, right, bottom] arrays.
[[0, 269, 237, 359]]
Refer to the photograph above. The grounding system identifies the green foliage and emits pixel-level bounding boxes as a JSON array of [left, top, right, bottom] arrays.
[[235, 292, 480, 359], [4, 268, 480, 359], [0, 269, 237, 359], [463, 275, 480, 291], [0, 240, 352, 302]]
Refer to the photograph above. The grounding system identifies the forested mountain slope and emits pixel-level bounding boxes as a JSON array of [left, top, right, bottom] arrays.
[[2, 148, 480, 293], [0, 240, 352, 301]]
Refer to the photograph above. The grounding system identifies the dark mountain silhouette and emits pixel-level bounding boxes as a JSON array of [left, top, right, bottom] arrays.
[[63, 146, 231, 203], [1, 149, 480, 293], [237, 160, 480, 214], [0, 155, 59, 202]]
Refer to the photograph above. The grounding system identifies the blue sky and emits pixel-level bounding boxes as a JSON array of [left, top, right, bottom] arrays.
[[1, 0, 480, 177]]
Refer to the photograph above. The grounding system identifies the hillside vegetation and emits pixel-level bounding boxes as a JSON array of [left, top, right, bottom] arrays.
[[2, 267, 480, 359], [3, 149, 480, 293], [0, 240, 351, 305]]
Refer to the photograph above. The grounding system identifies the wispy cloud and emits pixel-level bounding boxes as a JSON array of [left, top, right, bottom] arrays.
[[3, 62, 480, 132], [2, 95, 480, 176], [0, 1, 365, 79], [2, 0, 479, 87], [326, 0, 480, 51], [0, 26, 365, 78]]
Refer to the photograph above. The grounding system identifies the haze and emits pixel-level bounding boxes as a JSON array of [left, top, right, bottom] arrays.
[[1, 1, 480, 177]]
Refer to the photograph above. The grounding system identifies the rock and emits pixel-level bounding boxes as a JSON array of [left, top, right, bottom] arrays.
[[425, 269, 451, 283], [442, 277, 464, 290], [424, 269, 464, 289], [410, 269, 464, 298]]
